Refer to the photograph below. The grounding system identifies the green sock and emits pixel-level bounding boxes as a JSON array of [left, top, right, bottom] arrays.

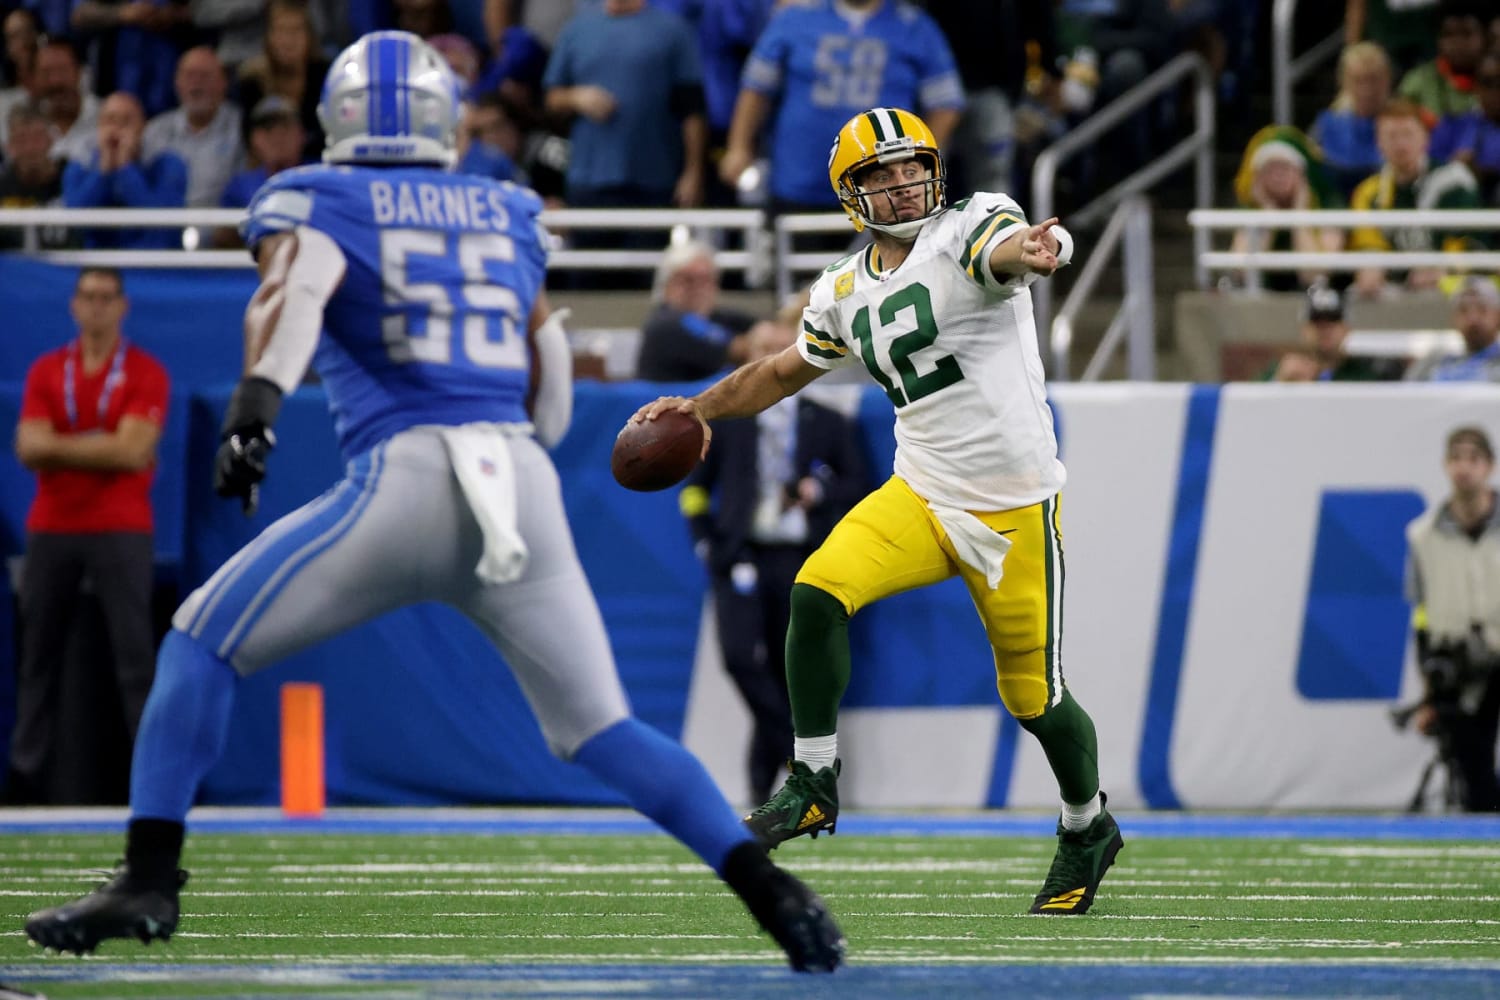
[[1017, 689, 1100, 805], [784, 583, 851, 736]]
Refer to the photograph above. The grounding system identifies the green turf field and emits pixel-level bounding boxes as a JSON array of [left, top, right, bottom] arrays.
[[1, 819, 1497, 998]]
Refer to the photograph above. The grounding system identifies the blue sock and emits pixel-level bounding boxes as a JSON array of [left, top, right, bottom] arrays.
[[129, 629, 238, 823], [573, 718, 754, 874]]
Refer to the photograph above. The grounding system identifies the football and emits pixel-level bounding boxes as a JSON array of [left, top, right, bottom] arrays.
[[611, 409, 704, 492]]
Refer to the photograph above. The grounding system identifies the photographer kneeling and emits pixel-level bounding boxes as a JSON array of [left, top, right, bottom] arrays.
[[1403, 426, 1500, 813]]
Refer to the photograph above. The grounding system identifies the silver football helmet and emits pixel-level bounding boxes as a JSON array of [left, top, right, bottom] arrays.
[[318, 30, 462, 167]]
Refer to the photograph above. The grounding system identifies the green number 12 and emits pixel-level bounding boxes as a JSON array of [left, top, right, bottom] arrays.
[[851, 282, 965, 408]]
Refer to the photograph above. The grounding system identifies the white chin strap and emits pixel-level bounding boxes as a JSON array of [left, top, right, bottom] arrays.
[[863, 216, 930, 239]]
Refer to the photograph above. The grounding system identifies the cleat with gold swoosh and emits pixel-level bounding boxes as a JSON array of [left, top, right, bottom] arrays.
[[1029, 793, 1124, 915], [744, 759, 840, 849]]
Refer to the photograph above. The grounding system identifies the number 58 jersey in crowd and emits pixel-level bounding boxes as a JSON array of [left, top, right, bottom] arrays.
[[243, 164, 549, 460]]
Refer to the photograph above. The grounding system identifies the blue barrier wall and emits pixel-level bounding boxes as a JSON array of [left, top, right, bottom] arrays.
[[1, 260, 1487, 810]]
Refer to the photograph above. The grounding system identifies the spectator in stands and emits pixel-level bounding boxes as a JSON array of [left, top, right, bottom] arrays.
[[695, 0, 774, 206], [0, 8, 42, 105], [1346, 0, 1439, 73], [925, 0, 1058, 197], [1312, 41, 1394, 200], [1430, 49, 1500, 204], [218, 95, 304, 209], [1265, 284, 1406, 381], [454, 92, 521, 182], [0, 104, 69, 249], [236, 0, 331, 163], [1406, 275, 1500, 381], [1229, 129, 1345, 292], [1350, 99, 1485, 296], [32, 39, 97, 164], [484, 0, 578, 56], [392, 0, 453, 39], [428, 31, 481, 92], [1397, 0, 1486, 121], [719, 0, 962, 235], [62, 91, 188, 249], [6, 268, 169, 806], [70, 0, 194, 118], [143, 47, 243, 210], [0, 9, 44, 159], [1403, 424, 1500, 813], [1054, 0, 1207, 185], [543, 0, 706, 212], [635, 239, 767, 382], [193, 0, 345, 72], [679, 318, 870, 805]]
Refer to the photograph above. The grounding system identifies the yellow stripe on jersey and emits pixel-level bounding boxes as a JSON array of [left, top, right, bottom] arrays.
[[803, 319, 848, 359], [965, 213, 1024, 283]]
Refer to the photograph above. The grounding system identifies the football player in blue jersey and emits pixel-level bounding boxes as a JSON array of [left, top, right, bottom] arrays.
[[23, 31, 845, 973]]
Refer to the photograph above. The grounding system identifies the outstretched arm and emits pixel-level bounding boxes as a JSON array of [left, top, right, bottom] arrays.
[[989, 216, 1072, 279], [631, 344, 825, 458]]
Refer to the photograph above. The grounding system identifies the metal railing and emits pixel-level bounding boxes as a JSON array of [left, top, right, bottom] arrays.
[[1188, 208, 1500, 281], [1031, 51, 1215, 343], [0, 206, 770, 276], [1271, 0, 1344, 126], [771, 212, 857, 302], [1050, 196, 1155, 381]]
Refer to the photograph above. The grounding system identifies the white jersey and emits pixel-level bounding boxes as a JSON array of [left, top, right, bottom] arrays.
[[797, 192, 1067, 511]]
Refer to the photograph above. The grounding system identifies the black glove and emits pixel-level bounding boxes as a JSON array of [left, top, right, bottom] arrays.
[[214, 425, 276, 515], [215, 376, 284, 517]]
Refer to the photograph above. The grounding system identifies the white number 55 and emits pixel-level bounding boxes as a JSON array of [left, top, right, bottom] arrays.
[[379, 228, 526, 370]]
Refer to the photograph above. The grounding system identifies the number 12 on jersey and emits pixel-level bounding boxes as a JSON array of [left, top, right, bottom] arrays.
[[851, 282, 965, 407], [380, 229, 527, 371]]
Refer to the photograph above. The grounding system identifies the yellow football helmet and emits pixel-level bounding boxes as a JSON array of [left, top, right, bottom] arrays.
[[827, 107, 946, 238]]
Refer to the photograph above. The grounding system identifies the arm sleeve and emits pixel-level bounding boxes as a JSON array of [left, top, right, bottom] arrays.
[[247, 226, 347, 393], [796, 281, 854, 370], [953, 195, 1031, 291], [541, 29, 573, 89], [1346, 176, 1390, 250], [61, 159, 111, 208], [673, 312, 736, 374], [740, 15, 787, 95], [915, 18, 965, 111], [122, 357, 169, 426], [113, 154, 188, 208], [19, 360, 52, 422], [530, 307, 573, 448]]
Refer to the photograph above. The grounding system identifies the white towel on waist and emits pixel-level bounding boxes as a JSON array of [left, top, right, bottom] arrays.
[[929, 504, 1012, 590], [439, 422, 529, 585]]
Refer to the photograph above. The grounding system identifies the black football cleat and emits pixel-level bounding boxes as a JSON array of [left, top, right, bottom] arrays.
[[754, 863, 846, 972], [25, 863, 188, 955], [1029, 794, 1124, 915]]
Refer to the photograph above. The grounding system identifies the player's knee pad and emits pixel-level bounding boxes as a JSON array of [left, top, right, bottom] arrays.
[[995, 645, 1051, 721]]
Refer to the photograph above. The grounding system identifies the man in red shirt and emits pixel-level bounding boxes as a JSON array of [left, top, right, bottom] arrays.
[[7, 267, 169, 804]]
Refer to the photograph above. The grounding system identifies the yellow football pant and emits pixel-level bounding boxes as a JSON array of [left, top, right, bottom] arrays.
[[795, 476, 1064, 720]]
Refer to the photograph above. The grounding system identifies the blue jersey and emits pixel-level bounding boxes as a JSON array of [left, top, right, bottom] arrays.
[[243, 164, 548, 459], [742, 0, 964, 206]]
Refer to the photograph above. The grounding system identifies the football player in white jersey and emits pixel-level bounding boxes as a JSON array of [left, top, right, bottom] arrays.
[[633, 106, 1124, 915]]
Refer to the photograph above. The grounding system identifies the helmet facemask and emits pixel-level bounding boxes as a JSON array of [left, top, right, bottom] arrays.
[[838, 146, 945, 240]]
